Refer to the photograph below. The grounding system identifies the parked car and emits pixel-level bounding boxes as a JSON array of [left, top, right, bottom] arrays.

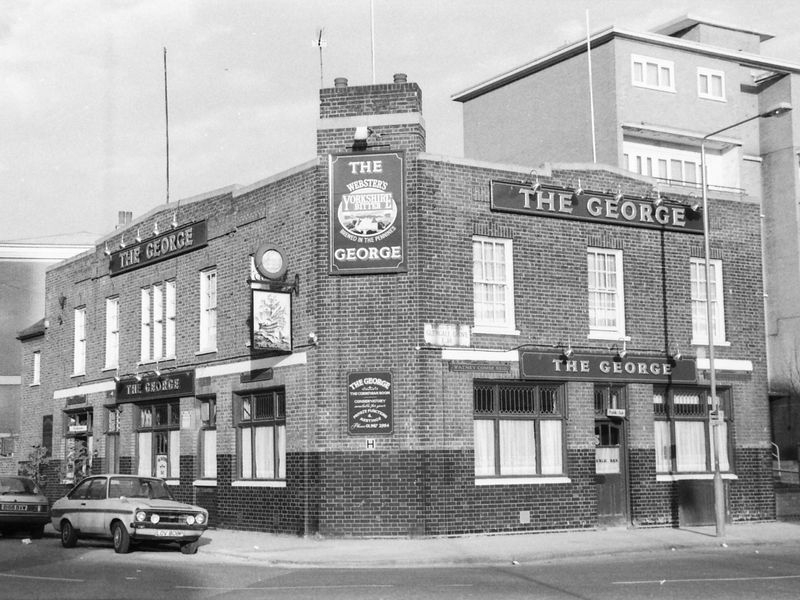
[[0, 476, 50, 539], [51, 474, 208, 554]]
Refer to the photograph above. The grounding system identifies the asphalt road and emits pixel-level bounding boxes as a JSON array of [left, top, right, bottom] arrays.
[[2, 532, 800, 599]]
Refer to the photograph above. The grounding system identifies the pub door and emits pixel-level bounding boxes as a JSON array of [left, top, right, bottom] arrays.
[[594, 419, 628, 526]]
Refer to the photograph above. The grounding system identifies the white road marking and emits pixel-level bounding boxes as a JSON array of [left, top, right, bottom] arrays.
[[614, 574, 800, 585], [0, 572, 83, 583]]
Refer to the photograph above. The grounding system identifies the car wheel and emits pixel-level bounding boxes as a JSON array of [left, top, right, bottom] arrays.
[[60, 520, 78, 548], [179, 540, 199, 555], [112, 522, 131, 554], [30, 525, 45, 539]]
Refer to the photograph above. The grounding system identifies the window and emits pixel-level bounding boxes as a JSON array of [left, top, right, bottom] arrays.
[[153, 284, 163, 361], [199, 398, 217, 479], [136, 401, 180, 478], [73, 307, 86, 375], [199, 269, 217, 352], [654, 387, 731, 473], [473, 381, 565, 477], [32, 351, 41, 386], [587, 248, 625, 339], [165, 280, 176, 358], [105, 297, 119, 369], [105, 406, 121, 474], [42, 415, 53, 457], [473, 236, 516, 333], [690, 258, 727, 345], [698, 67, 725, 101], [236, 389, 285, 480], [632, 54, 675, 92], [141, 288, 151, 362]]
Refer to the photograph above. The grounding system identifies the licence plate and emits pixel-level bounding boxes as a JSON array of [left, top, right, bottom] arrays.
[[156, 530, 182, 537], [1, 504, 27, 511]]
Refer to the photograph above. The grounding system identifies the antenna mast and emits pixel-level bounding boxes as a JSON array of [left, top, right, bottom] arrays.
[[163, 47, 170, 203], [314, 28, 327, 88]]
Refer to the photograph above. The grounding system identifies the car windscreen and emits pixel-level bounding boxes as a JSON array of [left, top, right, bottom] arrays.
[[0, 477, 36, 494], [109, 477, 174, 500]]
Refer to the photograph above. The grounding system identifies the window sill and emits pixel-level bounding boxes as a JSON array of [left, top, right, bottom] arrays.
[[138, 357, 176, 367], [232, 480, 286, 488], [102, 366, 119, 372], [196, 349, 218, 357], [587, 332, 630, 342], [164, 479, 180, 486], [29, 383, 40, 387], [71, 373, 86, 379], [475, 476, 571, 486], [691, 339, 731, 348], [656, 473, 738, 482], [471, 326, 520, 336], [193, 479, 217, 487]]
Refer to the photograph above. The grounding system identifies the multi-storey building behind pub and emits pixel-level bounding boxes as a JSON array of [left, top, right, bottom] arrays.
[[18, 63, 779, 534]]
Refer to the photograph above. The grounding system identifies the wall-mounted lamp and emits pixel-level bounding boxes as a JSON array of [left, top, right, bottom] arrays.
[[171, 212, 178, 229], [308, 332, 319, 346], [353, 126, 372, 150], [614, 188, 623, 202], [653, 192, 664, 207], [561, 342, 574, 360], [104, 242, 111, 256], [119, 234, 126, 249], [528, 174, 542, 194], [135, 228, 142, 243], [134, 366, 142, 382], [153, 221, 160, 236], [612, 341, 627, 362], [688, 195, 702, 212], [58, 294, 67, 310]]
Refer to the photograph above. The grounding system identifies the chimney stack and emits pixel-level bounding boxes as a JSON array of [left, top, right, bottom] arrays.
[[116, 211, 133, 229]]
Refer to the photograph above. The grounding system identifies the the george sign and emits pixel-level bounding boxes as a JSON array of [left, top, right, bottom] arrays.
[[251, 289, 292, 354], [348, 371, 393, 435], [329, 151, 407, 274], [520, 351, 696, 383], [491, 181, 704, 234], [109, 221, 208, 276], [116, 370, 195, 404]]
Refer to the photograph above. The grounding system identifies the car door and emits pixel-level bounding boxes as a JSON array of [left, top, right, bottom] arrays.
[[57, 478, 93, 532], [80, 477, 110, 534]]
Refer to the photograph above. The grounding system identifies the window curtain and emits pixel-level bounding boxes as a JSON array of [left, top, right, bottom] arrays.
[[241, 429, 252, 479], [675, 421, 707, 471], [473, 420, 495, 476], [654, 420, 671, 472], [137, 432, 151, 476], [203, 430, 217, 478], [276, 425, 286, 479], [499, 420, 536, 475], [711, 421, 730, 471], [254, 425, 274, 479], [539, 420, 563, 474]]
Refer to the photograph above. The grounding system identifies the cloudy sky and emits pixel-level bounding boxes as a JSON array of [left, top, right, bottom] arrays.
[[2, 0, 799, 243]]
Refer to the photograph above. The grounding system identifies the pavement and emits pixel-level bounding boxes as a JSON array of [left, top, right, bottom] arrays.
[[176, 520, 800, 568]]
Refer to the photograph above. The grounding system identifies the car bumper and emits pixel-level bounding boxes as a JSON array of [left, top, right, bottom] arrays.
[[130, 525, 205, 542]]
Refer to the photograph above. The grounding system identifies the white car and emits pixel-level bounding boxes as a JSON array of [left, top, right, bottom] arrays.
[[51, 474, 208, 554]]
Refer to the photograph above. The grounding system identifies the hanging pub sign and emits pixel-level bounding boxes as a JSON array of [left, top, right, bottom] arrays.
[[251, 289, 292, 354], [348, 371, 393, 435], [520, 351, 697, 383], [109, 221, 208, 276], [116, 370, 195, 404], [491, 181, 704, 234], [329, 151, 407, 274]]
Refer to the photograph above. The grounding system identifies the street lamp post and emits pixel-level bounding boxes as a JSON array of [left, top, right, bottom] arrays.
[[699, 102, 792, 538]]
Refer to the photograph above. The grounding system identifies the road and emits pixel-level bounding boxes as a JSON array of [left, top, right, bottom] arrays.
[[2, 531, 800, 599]]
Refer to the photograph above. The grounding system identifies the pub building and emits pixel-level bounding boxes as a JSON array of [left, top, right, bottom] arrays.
[[17, 73, 772, 536]]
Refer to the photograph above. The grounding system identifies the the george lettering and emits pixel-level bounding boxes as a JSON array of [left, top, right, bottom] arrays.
[[334, 246, 402, 261]]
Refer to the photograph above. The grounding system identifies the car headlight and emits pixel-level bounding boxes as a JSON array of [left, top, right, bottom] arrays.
[[195, 513, 205, 525], [150, 514, 160, 524], [135, 511, 147, 522], [185, 515, 196, 525]]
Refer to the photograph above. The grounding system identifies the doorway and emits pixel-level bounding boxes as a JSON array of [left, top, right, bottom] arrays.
[[594, 385, 629, 526]]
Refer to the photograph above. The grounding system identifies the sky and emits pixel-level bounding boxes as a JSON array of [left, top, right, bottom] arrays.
[[2, 0, 799, 244]]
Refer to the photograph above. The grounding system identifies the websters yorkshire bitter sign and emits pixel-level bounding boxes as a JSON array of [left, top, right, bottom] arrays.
[[491, 181, 704, 234], [520, 351, 697, 383], [329, 151, 407, 274]]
